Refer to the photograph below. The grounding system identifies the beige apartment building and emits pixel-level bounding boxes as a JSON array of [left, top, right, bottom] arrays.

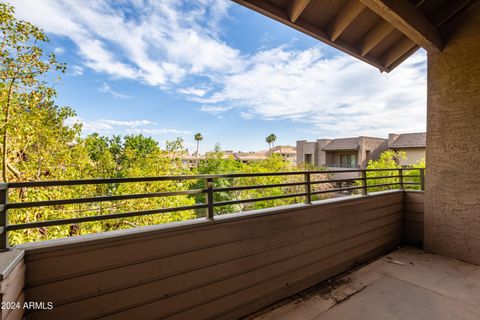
[[388, 133, 426, 166], [296, 136, 388, 169], [267, 145, 297, 163]]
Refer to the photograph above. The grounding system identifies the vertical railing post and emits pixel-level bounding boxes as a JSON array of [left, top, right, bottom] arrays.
[[304, 172, 311, 204], [0, 183, 8, 251], [361, 170, 368, 195], [206, 178, 214, 219], [420, 168, 425, 191], [398, 168, 404, 190]]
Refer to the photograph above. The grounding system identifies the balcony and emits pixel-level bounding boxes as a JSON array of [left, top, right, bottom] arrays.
[[250, 246, 480, 320], [1, 168, 456, 320]]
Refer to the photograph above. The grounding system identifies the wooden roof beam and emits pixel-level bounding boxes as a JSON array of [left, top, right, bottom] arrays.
[[382, 36, 417, 68], [358, 20, 394, 56], [328, 0, 366, 41], [359, 0, 442, 52], [287, 0, 311, 23]]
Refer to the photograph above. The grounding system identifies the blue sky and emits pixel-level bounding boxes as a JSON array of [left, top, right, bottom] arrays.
[[10, 0, 426, 153]]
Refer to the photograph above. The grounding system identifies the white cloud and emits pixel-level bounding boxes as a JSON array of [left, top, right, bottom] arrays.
[[99, 82, 132, 99], [54, 47, 65, 54], [178, 87, 210, 97], [9, 0, 238, 88], [66, 117, 156, 133], [197, 48, 427, 137], [70, 65, 84, 76], [66, 117, 189, 137], [199, 105, 233, 115], [128, 128, 190, 135]]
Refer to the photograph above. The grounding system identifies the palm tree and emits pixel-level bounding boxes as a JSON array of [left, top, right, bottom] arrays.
[[266, 133, 277, 150], [266, 135, 272, 149], [194, 133, 203, 156], [270, 133, 277, 148]]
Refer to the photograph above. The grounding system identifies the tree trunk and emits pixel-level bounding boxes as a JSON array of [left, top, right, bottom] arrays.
[[2, 79, 15, 182]]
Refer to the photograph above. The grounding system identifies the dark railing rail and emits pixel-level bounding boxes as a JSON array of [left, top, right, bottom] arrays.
[[0, 168, 424, 250]]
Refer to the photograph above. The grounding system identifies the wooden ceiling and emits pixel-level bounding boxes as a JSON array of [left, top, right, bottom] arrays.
[[232, 0, 474, 72]]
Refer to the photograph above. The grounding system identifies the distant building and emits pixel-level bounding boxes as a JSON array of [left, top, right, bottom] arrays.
[[388, 133, 426, 166], [267, 145, 296, 163], [180, 155, 204, 169], [296, 137, 388, 169], [234, 151, 268, 163]]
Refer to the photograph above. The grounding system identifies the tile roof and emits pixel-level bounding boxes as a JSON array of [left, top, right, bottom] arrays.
[[322, 138, 359, 151], [390, 133, 426, 148]]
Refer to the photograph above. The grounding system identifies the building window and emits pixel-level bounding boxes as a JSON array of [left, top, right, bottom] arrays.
[[340, 154, 357, 168], [304, 154, 313, 164]]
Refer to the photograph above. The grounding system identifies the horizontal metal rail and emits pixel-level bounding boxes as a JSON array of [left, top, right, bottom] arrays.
[[5, 204, 208, 231], [311, 177, 360, 184], [215, 192, 308, 207], [0, 167, 425, 250], [7, 189, 206, 209], [366, 175, 401, 180], [311, 185, 365, 195], [213, 181, 306, 192]]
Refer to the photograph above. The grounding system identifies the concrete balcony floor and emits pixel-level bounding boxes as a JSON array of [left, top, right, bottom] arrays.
[[247, 247, 480, 320]]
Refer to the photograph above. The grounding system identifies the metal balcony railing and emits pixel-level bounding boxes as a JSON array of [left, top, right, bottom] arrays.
[[0, 168, 425, 250]]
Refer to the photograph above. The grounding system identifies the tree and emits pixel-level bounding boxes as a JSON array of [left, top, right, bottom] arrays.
[[194, 132, 203, 156], [0, 3, 65, 182], [265, 133, 277, 150], [355, 150, 425, 192]]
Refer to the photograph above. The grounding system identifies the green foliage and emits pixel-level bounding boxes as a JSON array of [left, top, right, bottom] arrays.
[[403, 158, 425, 190], [193, 153, 332, 215], [0, 3, 66, 182], [356, 150, 425, 193]]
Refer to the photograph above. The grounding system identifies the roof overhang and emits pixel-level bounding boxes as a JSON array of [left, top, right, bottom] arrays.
[[232, 0, 475, 72], [322, 148, 359, 151]]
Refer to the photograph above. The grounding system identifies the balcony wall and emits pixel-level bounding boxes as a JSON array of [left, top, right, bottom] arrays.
[[7, 190, 423, 320], [404, 191, 425, 246], [0, 251, 25, 320]]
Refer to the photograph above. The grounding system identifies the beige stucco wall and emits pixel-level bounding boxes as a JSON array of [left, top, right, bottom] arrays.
[[397, 148, 425, 166], [359, 137, 389, 168], [425, 5, 480, 265], [296, 141, 317, 166]]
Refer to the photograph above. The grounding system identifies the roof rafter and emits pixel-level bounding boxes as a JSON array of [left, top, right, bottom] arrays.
[[358, 20, 394, 56], [232, 0, 388, 72], [328, 0, 366, 41], [381, 37, 417, 68], [287, 0, 311, 23], [358, 0, 442, 52]]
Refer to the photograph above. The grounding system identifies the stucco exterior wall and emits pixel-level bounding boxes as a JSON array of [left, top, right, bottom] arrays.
[[397, 148, 426, 166], [316, 139, 331, 167], [296, 141, 317, 165], [425, 5, 480, 265], [359, 137, 389, 168]]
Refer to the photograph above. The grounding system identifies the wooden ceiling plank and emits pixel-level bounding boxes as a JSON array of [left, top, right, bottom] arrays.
[[382, 36, 417, 68], [358, 0, 442, 52], [358, 20, 394, 56], [328, 0, 366, 41], [288, 0, 311, 23], [385, 44, 419, 71], [430, 0, 473, 28]]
